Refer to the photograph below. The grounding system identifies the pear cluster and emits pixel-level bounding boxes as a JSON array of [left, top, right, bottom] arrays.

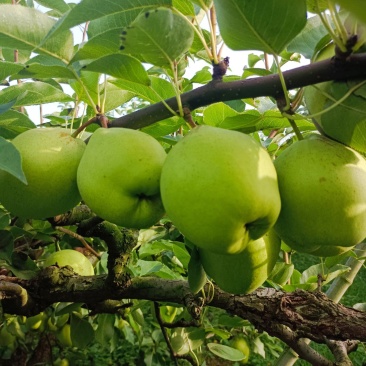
[[2, 124, 366, 296]]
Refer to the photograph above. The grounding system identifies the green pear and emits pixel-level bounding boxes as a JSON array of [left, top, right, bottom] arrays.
[[0, 128, 85, 219], [274, 134, 366, 257], [199, 231, 280, 294], [44, 249, 94, 276], [160, 125, 281, 254], [77, 128, 166, 229], [304, 43, 366, 153]]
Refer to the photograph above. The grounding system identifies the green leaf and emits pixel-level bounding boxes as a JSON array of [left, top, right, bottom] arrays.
[[120, 8, 194, 67], [138, 240, 190, 268], [0, 61, 24, 80], [70, 313, 95, 348], [207, 343, 246, 362], [171, 328, 205, 355], [141, 117, 185, 138], [72, 29, 123, 62], [218, 314, 249, 328], [0, 230, 13, 262], [69, 71, 99, 105], [35, 0, 71, 15], [6, 252, 39, 279], [55, 302, 84, 316], [353, 303, 366, 311], [0, 209, 10, 230], [0, 136, 27, 184], [242, 68, 272, 79], [95, 314, 116, 348], [268, 262, 294, 286], [301, 264, 350, 285], [100, 81, 135, 113], [0, 4, 73, 62], [307, 0, 329, 13], [219, 110, 314, 133], [84, 54, 150, 85], [188, 247, 207, 294], [172, 0, 195, 15], [0, 110, 36, 140], [1, 48, 31, 64], [130, 259, 181, 279], [287, 15, 328, 59], [45, 0, 172, 39], [213, 0, 307, 54], [0, 99, 18, 115], [330, 0, 366, 25], [0, 81, 72, 106], [14, 55, 75, 79], [111, 76, 176, 103], [203, 102, 239, 126]]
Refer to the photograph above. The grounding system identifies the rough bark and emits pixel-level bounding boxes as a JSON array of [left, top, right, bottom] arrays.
[[108, 53, 366, 130], [1, 272, 365, 347]]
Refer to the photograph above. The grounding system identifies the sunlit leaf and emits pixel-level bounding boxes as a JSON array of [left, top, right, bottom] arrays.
[[100, 81, 135, 113], [45, 0, 172, 40], [84, 54, 150, 85], [111, 76, 176, 103], [0, 4, 73, 62], [208, 343, 245, 362], [214, 0, 307, 54], [203, 102, 239, 126], [13, 55, 75, 79], [120, 8, 194, 67], [35, 0, 71, 15], [0, 81, 72, 106]]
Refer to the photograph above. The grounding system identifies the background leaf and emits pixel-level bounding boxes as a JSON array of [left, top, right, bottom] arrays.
[[0, 136, 27, 184], [0, 4, 74, 62], [330, 0, 366, 25], [0, 110, 36, 139], [70, 314, 95, 348], [0, 61, 24, 80]]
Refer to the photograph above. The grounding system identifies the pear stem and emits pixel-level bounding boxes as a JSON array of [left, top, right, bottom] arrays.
[[55, 226, 101, 259]]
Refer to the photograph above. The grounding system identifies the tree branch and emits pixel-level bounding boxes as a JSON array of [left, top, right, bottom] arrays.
[[109, 53, 366, 130], [3, 273, 366, 347]]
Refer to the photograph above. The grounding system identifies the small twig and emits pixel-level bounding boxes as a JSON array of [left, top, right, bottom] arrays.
[[183, 107, 196, 128], [272, 324, 333, 366], [154, 302, 196, 366], [325, 338, 358, 366], [55, 226, 101, 259], [71, 116, 98, 138], [212, 57, 230, 81], [0, 281, 29, 307], [264, 53, 270, 70], [50, 205, 96, 226]]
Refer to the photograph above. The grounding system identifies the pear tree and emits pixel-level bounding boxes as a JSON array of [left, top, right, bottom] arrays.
[[1, 1, 366, 365]]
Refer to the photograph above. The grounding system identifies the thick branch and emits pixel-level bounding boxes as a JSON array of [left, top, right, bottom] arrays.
[[4, 273, 366, 347], [109, 53, 366, 130]]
